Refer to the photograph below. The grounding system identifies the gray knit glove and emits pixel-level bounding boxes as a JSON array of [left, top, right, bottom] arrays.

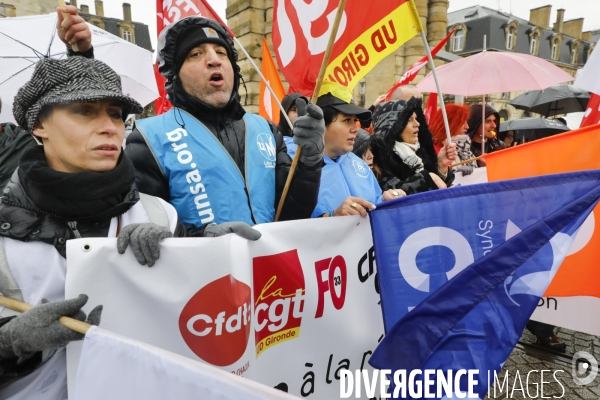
[[456, 164, 474, 176], [292, 99, 325, 166], [0, 295, 102, 364], [204, 222, 261, 241], [117, 223, 173, 267]]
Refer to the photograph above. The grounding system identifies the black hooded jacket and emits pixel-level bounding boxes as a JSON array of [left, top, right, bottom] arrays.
[[0, 123, 36, 190], [370, 98, 454, 194], [125, 18, 320, 225], [278, 93, 307, 137]]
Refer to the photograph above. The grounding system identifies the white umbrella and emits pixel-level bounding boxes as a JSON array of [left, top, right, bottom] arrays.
[[0, 13, 158, 123]]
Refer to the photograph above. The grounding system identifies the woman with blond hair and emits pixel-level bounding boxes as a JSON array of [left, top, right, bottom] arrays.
[[429, 103, 477, 176]]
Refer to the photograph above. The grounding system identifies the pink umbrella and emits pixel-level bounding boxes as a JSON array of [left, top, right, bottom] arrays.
[[417, 42, 574, 157], [417, 50, 574, 96]]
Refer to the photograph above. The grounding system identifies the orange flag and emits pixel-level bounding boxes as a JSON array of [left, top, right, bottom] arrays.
[[259, 38, 285, 125], [484, 125, 600, 297]]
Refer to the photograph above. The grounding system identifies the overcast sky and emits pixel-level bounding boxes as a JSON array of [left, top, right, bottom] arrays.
[[97, 0, 600, 54]]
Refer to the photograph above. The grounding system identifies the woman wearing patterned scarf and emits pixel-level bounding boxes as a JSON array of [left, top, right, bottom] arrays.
[[0, 57, 184, 398], [370, 97, 457, 195]]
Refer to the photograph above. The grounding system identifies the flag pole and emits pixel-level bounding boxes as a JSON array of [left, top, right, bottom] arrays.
[[233, 37, 294, 130], [417, 15, 452, 144], [274, 0, 348, 221], [0, 295, 90, 335], [481, 35, 487, 157]]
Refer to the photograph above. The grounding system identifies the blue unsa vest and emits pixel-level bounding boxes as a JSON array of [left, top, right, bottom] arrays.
[[136, 108, 275, 227]]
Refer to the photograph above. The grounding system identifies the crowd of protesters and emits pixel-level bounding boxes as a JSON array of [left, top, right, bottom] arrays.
[[0, 6, 565, 398]]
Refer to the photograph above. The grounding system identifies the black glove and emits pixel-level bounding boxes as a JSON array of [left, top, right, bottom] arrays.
[[204, 222, 261, 241], [0, 295, 102, 363], [117, 223, 173, 267], [456, 164, 474, 176], [292, 98, 325, 166]]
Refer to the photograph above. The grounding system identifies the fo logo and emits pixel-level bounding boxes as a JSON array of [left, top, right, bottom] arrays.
[[179, 275, 251, 367], [253, 250, 306, 357], [257, 133, 276, 162]]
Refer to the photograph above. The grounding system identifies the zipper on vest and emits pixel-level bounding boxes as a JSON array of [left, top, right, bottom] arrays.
[[243, 116, 258, 225], [68, 221, 83, 239], [174, 109, 258, 225]]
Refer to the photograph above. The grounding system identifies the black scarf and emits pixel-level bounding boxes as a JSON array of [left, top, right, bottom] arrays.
[[18, 146, 138, 222]]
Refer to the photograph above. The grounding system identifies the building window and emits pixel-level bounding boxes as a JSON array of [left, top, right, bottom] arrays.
[[506, 28, 515, 50], [551, 42, 558, 60], [122, 30, 132, 42], [453, 29, 464, 52], [529, 35, 538, 55], [499, 109, 509, 122], [501, 92, 510, 99], [571, 47, 578, 64]]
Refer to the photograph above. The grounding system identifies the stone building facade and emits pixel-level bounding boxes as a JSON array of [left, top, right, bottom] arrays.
[[446, 5, 594, 121], [0, 0, 56, 17], [226, 0, 450, 114]]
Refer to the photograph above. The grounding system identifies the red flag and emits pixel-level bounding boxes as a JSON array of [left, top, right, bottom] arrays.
[[154, 0, 234, 114], [385, 28, 455, 101], [156, 0, 233, 37], [273, 0, 422, 97], [580, 93, 600, 128], [259, 38, 286, 124], [423, 92, 437, 124]]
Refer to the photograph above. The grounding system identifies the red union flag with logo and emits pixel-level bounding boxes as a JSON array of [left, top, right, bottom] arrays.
[[272, 0, 421, 95]]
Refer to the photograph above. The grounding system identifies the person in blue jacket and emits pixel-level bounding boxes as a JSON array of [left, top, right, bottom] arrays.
[[311, 92, 404, 218]]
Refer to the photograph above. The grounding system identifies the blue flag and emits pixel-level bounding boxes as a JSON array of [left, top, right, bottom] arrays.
[[368, 170, 600, 399]]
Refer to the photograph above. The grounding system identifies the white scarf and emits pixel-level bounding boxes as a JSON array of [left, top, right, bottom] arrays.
[[393, 141, 424, 172]]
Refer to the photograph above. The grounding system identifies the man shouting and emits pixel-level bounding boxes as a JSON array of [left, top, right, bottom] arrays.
[[126, 17, 324, 239]]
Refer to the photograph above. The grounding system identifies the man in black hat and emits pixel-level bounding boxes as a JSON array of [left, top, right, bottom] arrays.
[[126, 17, 324, 239]]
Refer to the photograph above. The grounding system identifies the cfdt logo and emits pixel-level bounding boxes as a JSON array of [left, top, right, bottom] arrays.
[[179, 275, 251, 367], [253, 250, 306, 357]]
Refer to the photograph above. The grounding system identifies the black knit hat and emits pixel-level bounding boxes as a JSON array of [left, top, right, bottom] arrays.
[[174, 25, 231, 71], [13, 57, 143, 132]]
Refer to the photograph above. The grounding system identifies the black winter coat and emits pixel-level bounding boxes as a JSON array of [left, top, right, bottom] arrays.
[[371, 98, 454, 195], [0, 169, 184, 384], [126, 81, 321, 225], [0, 123, 36, 191]]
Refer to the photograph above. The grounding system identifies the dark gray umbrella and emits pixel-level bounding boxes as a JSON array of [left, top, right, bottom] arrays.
[[499, 118, 570, 142], [509, 85, 590, 117]]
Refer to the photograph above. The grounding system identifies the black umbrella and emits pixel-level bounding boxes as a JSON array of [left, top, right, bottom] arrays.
[[499, 118, 570, 143], [509, 85, 590, 117]]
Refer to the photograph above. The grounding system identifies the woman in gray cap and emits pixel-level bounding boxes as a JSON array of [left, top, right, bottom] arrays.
[[0, 56, 183, 398]]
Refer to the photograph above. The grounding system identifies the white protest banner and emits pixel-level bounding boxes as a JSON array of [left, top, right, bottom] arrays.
[[66, 216, 384, 399], [73, 326, 298, 400], [452, 166, 489, 186]]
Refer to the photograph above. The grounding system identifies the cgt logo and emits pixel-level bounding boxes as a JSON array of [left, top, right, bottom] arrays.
[[179, 275, 251, 367], [253, 250, 306, 357]]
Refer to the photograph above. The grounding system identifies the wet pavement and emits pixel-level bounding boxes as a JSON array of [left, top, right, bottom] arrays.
[[485, 326, 600, 399]]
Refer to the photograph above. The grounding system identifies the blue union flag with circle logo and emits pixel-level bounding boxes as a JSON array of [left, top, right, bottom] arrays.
[[368, 170, 600, 399]]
